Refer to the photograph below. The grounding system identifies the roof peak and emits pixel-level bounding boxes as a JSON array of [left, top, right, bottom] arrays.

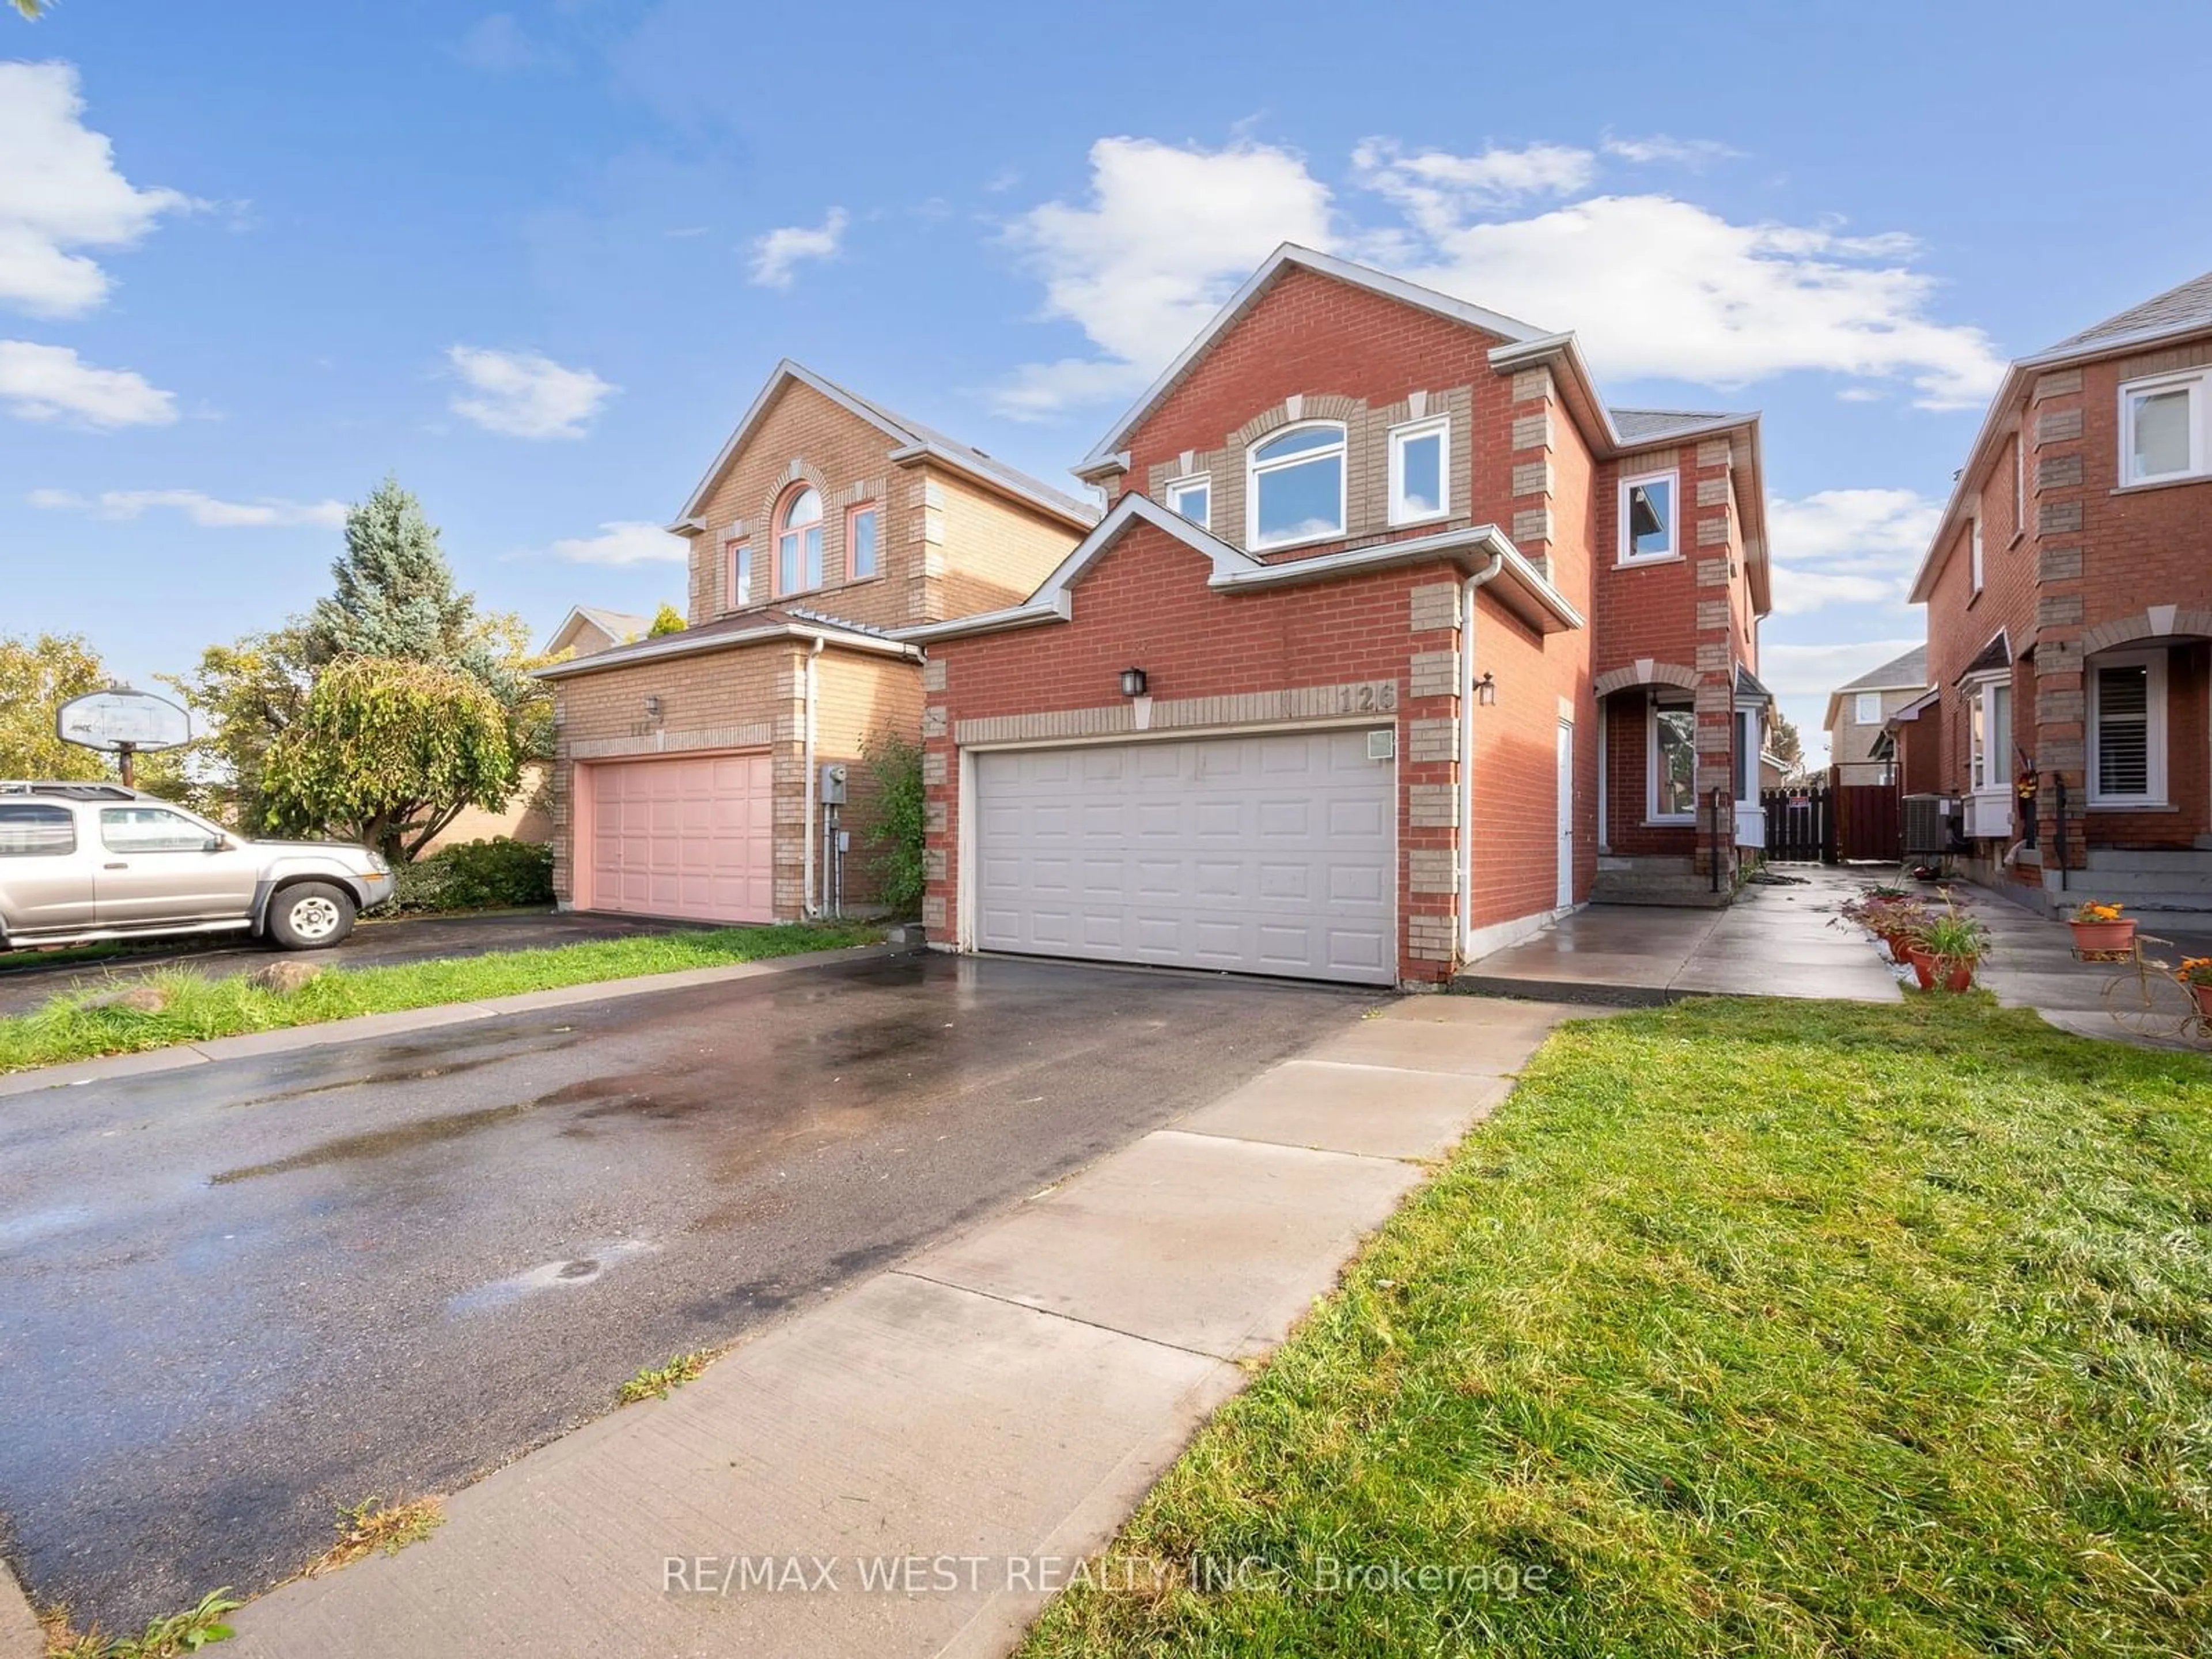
[[2031, 267, 2212, 361]]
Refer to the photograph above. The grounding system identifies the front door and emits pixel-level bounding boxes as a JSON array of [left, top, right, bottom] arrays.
[[92, 804, 262, 929], [1556, 720, 1575, 909]]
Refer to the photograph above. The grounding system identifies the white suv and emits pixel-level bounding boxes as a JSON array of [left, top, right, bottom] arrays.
[[0, 783, 395, 952]]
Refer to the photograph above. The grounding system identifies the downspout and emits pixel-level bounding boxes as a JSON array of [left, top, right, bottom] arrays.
[[801, 636, 823, 918], [1459, 551, 1506, 960]]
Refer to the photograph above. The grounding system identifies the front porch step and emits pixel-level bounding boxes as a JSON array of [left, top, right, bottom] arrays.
[[2081, 847, 2212, 874], [2063, 868, 2212, 896], [1590, 857, 1730, 909]]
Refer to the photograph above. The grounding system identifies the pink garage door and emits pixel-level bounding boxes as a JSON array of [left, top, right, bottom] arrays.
[[588, 753, 773, 923]]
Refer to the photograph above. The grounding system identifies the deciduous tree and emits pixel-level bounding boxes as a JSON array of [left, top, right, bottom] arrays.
[[0, 632, 108, 781], [260, 656, 520, 862]]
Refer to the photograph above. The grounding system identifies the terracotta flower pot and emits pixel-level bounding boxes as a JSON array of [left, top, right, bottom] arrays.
[[2070, 918, 2137, 955], [1907, 946, 1974, 993], [2189, 982, 2212, 1021]]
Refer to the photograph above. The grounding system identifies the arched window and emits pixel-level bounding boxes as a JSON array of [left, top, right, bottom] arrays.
[[776, 486, 823, 594], [1247, 422, 1346, 549]]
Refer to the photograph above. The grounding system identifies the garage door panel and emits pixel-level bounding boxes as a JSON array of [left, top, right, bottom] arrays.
[[587, 753, 772, 923], [974, 728, 1395, 986]]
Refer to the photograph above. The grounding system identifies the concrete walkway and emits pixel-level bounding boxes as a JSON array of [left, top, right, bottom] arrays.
[[1459, 866, 1902, 1006], [218, 995, 1593, 1659], [1964, 889, 2212, 1051]]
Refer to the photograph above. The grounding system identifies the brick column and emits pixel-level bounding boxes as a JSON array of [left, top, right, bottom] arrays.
[[1505, 366, 1557, 584], [2027, 369, 2087, 867], [918, 656, 953, 936], [1689, 438, 1737, 881], [1404, 582, 1463, 979]]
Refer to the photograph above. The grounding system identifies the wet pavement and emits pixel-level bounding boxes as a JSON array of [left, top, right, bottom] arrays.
[[0, 951, 1375, 1631], [0, 910, 687, 1016]]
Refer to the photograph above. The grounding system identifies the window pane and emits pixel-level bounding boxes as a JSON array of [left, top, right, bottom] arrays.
[[1255, 426, 1340, 462], [1654, 707, 1696, 816], [2132, 389, 2191, 479], [1254, 453, 1343, 544], [1397, 431, 1442, 516], [2097, 665, 2150, 796], [1627, 478, 1673, 556], [1969, 696, 1987, 788], [101, 807, 210, 854], [731, 546, 751, 606], [0, 804, 74, 857], [782, 487, 822, 529], [778, 533, 800, 594], [804, 525, 823, 589], [1732, 713, 1752, 801], [850, 510, 878, 578], [1169, 482, 1209, 527], [1855, 693, 1881, 725], [1990, 685, 2012, 782]]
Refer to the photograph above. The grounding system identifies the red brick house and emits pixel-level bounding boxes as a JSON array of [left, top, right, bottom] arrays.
[[1907, 269, 2212, 914], [905, 246, 1770, 987], [538, 361, 1091, 924]]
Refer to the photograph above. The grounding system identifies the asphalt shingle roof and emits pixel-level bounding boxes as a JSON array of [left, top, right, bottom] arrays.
[[2035, 268, 2212, 358], [1609, 407, 1752, 443], [1838, 644, 1929, 693]]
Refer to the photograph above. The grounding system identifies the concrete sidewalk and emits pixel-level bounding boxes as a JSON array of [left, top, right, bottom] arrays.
[[1458, 866, 1902, 1006], [1965, 890, 2212, 1050], [221, 995, 1594, 1659]]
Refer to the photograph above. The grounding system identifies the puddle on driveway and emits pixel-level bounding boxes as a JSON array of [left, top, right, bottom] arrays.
[[446, 1238, 660, 1315], [207, 1100, 537, 1184]]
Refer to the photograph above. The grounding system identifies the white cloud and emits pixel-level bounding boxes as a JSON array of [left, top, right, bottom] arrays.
[[1759, 638, 1926, 699], [453, 13, 565, 73], [446, 345, 615, 439], [988, 135, 2006, 418], [1766, 487, 1945, 615], [992, 137, 1332, 420], [0, 62, 194, 318], [1352, 139, 1597, 230], [749, 208, 848, 290], [28, 487, 345, 527], [544, 520, 685, 565], [1601, 134, 1743, 168], [0, 340, 176, 427]]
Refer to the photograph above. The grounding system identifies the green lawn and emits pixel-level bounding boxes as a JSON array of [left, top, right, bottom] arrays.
[[1021, 997, 2212, 1658], [0, 923, 876, 1076]]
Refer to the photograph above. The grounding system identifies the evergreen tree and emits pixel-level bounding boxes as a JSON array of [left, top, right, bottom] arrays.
[[305, 476, 475, 665]]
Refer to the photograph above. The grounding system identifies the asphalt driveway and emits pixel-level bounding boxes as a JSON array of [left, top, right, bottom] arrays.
[[0, 951, 1376, 1632], [0, 909, 686, 1016]]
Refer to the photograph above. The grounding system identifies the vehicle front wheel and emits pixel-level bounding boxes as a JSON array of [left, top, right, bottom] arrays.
[[267, 882, 357, 950]]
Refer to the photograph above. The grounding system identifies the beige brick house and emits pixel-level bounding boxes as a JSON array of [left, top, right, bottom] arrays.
[[537, 361, 1094, 922], [1821, 645, 1929, 785]]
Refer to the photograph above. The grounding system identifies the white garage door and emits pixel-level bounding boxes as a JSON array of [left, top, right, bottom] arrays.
[[974, 728, 1396, 985], [588, 753, 773, 923]]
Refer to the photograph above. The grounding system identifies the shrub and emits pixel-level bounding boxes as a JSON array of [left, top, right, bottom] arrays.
[[391, 838, 554, 912], [860, 729, 926, 917]]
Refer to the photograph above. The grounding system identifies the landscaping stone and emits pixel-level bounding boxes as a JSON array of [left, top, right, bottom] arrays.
[[79, 984, 170, 1014], [247, 960, 324, 995]]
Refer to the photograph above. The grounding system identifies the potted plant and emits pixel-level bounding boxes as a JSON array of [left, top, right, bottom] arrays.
[[1906, 904, 1988, 993], [2175, 958, 2212, 1021], [1835, 891, 1930, 961], [2069, 900, 2136, 957]]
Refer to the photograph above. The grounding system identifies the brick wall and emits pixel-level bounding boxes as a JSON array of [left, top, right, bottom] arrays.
[[810, 649, 926, 911], [931, 469, 1085, 625]]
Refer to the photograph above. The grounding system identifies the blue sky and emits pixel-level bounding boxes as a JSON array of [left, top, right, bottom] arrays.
[[6, 0, 2210, 763]]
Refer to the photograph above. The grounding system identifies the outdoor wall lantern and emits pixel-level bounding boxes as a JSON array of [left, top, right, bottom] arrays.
[[1119, 667, 1149, 698], [1475, 671, 1497, 706], [644, 695, 663, 721]]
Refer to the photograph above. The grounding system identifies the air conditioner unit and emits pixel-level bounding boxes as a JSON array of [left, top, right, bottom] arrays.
[[1902, 793, 1949, 856], [1961, 792, 2013, 840]]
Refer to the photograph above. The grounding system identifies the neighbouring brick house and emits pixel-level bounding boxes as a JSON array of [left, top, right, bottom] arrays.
[[1907, 269, 2212, 915], [1821, 645, 1929, 785], [537, 361, 1093, 922], [905, 246, 1771, 988]]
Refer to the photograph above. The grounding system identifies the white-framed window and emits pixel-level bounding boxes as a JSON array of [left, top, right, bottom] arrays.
[[2119, 370, 2207, 486], [1387, 416, 1449, 525], [1965, 677, 2013, 792], [1647, 695, 1697, 823], [1732, 706, 1760, 805], [847, 505, 879, 580], [1969, 516, 1984, 593], [1618, 469, 1677, 562], [2088, 651, 2168, 805], [776, 486, 824, 595], [1164, 474, 1211, 529], [728, 541, 752, 608], [1247, 422, 1346, 549], [1854, 692, 1883, 725]]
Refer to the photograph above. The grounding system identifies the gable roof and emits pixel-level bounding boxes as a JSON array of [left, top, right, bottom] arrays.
[[1911, 267, 2212, 603], [1611, 407, 1754, 445], [2025, 267, 2212, 363], [535, 603, 918, 681], [544, 605, 649, 656], [1838, 643, 1928, 694], [891, 493, 1581, 646], [1955, 630, 2013, 683], [672, 359, 1099, 533], [1074, 245, 1550, 478]]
